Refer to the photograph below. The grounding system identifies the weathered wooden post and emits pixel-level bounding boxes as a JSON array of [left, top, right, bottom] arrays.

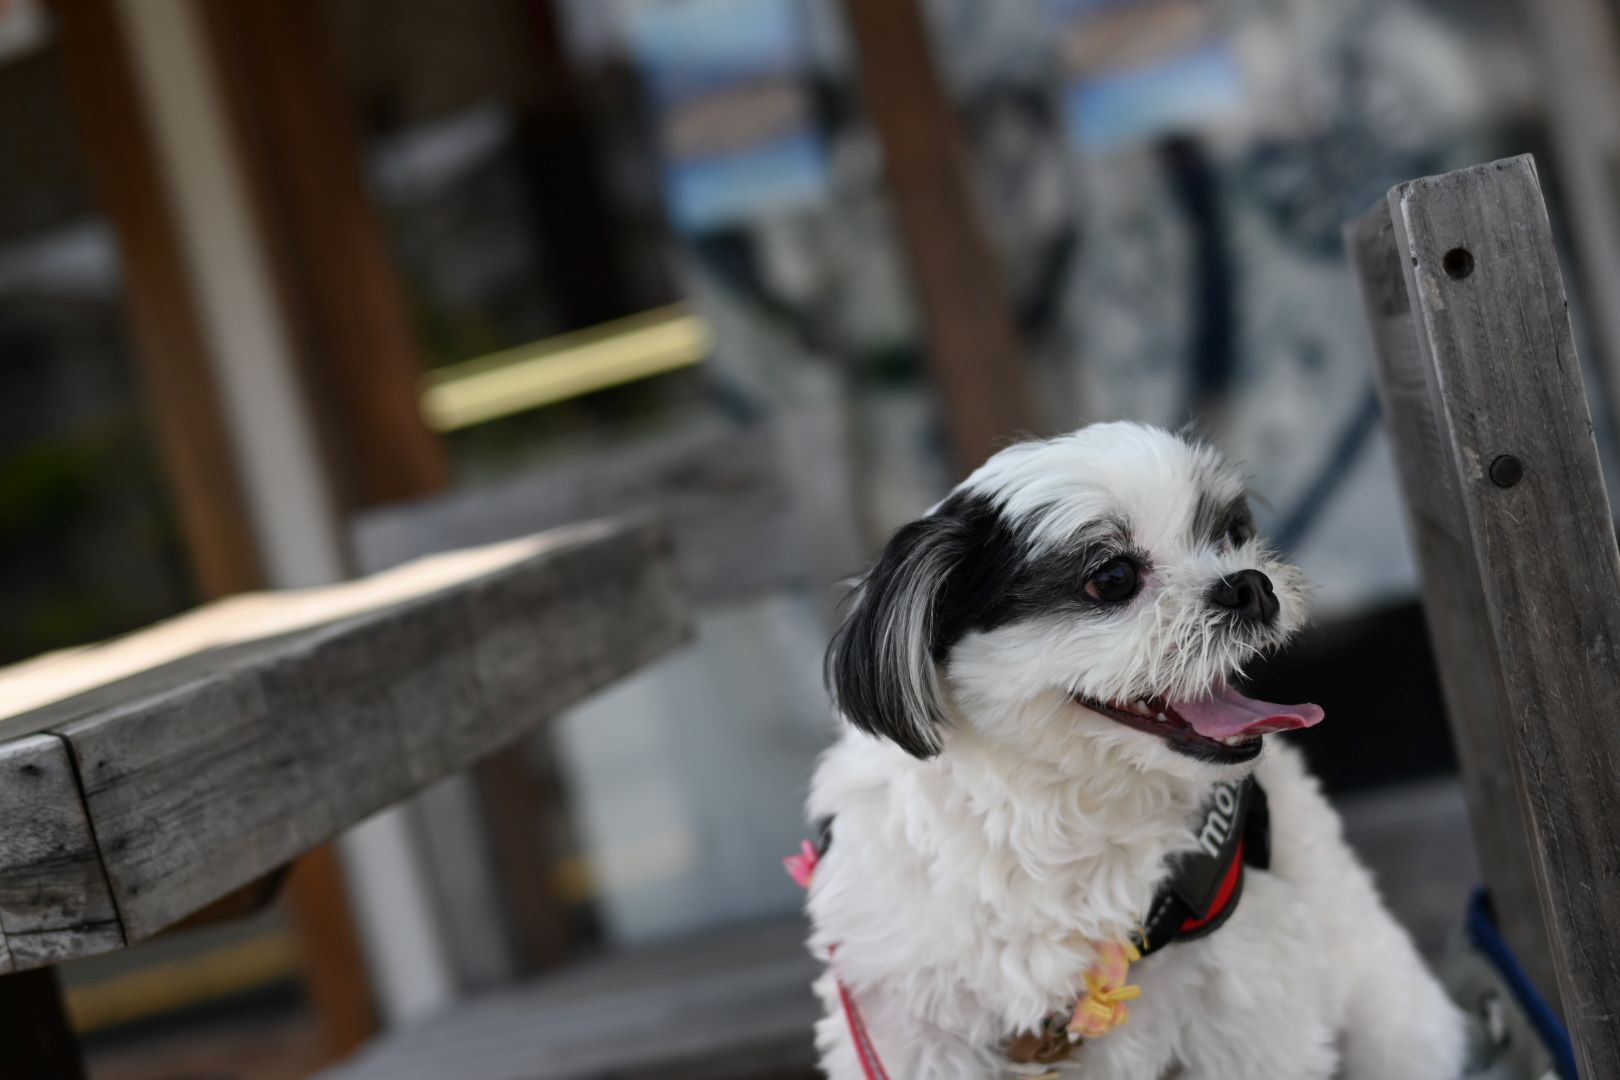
[[1347, 155, 1620, 1076]]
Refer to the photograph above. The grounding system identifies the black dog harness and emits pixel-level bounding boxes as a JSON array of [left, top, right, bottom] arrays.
[[809, 777, 1270, 956], [1137, 777, 1270, 957], [798, 778, 1271, 1075]]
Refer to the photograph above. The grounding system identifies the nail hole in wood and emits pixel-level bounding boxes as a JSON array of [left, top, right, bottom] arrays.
[[1489, 454, 1523, 488], [1443, 247, 1474, 281]]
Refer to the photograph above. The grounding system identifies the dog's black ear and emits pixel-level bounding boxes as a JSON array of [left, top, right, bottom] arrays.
[[825, 513, 967, 759]]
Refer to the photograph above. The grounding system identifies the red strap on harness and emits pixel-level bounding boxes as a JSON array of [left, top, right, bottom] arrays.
[[833, 948, 893, 1080], [1177, 838, 1245, 934], [789, 843, 893, 1078]]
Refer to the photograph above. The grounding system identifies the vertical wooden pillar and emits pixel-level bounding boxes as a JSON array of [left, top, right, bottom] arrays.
[[285, 847, 379, 1058], [53, 0, 384, 1060], [195, 0, 450, 512], [516, 0, 653, 331], [839, 0, 1039, 473], [51, 0, 264, 599], [193, 0, 465, 1051]]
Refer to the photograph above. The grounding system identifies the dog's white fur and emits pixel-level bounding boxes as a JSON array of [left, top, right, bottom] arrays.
[[806, 423, 1466, 1079]]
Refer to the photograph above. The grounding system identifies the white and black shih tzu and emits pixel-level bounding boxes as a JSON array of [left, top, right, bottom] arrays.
[[801, 422, 1465, 1080]]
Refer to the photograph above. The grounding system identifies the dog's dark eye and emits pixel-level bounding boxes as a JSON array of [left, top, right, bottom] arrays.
[[1085, 557, 1140, 604], [1226, 521, 1252, 549]]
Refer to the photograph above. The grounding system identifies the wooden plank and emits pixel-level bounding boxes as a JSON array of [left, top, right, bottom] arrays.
[[314, 917, 817, 1080], [0, 519, 689, 966], [351, 413, 866, 598], [49, 0, 265, 597], [0, 735, 124, 971], [1344, 206, 1465, 541], [1387, 155, 1620, 1075], [0, 532, 617, 733], [838, 0, 1039, 472], [1344, 203, 1558, 1002], [86, 520, 685, 944], [163, 867, 290, 933]]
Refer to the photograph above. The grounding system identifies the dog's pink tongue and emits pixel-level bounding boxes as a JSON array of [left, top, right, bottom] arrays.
[[1171, 684, 1325, 739]]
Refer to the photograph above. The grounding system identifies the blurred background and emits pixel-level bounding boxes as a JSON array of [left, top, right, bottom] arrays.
[[3, 0, 1618, 1075]]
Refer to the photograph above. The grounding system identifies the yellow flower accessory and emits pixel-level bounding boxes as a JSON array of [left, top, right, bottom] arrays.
[[1067, 940, 1143, 1039]]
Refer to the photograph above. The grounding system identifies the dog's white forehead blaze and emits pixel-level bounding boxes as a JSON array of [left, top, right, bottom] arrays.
[[957, 422, 1242, 552]]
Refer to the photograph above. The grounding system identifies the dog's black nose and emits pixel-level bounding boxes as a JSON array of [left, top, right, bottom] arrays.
[[1208, 570, 1279, 625]]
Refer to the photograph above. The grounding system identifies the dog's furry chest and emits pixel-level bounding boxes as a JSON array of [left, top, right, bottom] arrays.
[[805, 736, 1224, 1040], [804, 739, 1351, 1070]]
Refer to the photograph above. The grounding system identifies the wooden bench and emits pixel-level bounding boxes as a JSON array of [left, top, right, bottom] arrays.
[[1346, 154, 1620, 1077], [0, 517, 690, 1077], [306, 414, 857, 1077], [319, 918, 819, 1080]]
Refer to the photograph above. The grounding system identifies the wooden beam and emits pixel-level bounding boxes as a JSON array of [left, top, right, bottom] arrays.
[[49, 0, 264, 598], [1354, 156, 1620, 1075], [514, 0, 661, 330], [194, 0, 449, 511], [0, 518, 690, 969], [304, 918, 818, 1080], [1346, 200, 1560, 1006], [189, 0, 456, 1042], [352, 410, 866, 601], [839, 0, 1039, 473], [49, 0, 358, 1056], [0, 734, 123, 971]]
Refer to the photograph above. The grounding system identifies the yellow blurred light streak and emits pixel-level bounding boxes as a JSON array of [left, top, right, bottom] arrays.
[[65, 932, 301, 1033], [420, 305, 709, 432], [551, 827, 698, 905]]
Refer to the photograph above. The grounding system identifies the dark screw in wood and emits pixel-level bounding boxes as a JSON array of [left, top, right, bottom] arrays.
[[1443, 247, 1474, 280], [1489, 454, 1524, 488]]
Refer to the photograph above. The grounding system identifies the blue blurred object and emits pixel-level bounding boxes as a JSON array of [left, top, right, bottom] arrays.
[[623, 0, 829, 231], [1466, 889, 1578, 1079], [1064, 41, 1244, 153]]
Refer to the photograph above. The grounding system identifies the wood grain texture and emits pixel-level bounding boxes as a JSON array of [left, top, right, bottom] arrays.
[[1345, 203, 1559, 1003], [1357, 155, 1620, 1074], [0, 735, 124, 972], [0, 519, 689, 969], [838, 0, 1039, 473]]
